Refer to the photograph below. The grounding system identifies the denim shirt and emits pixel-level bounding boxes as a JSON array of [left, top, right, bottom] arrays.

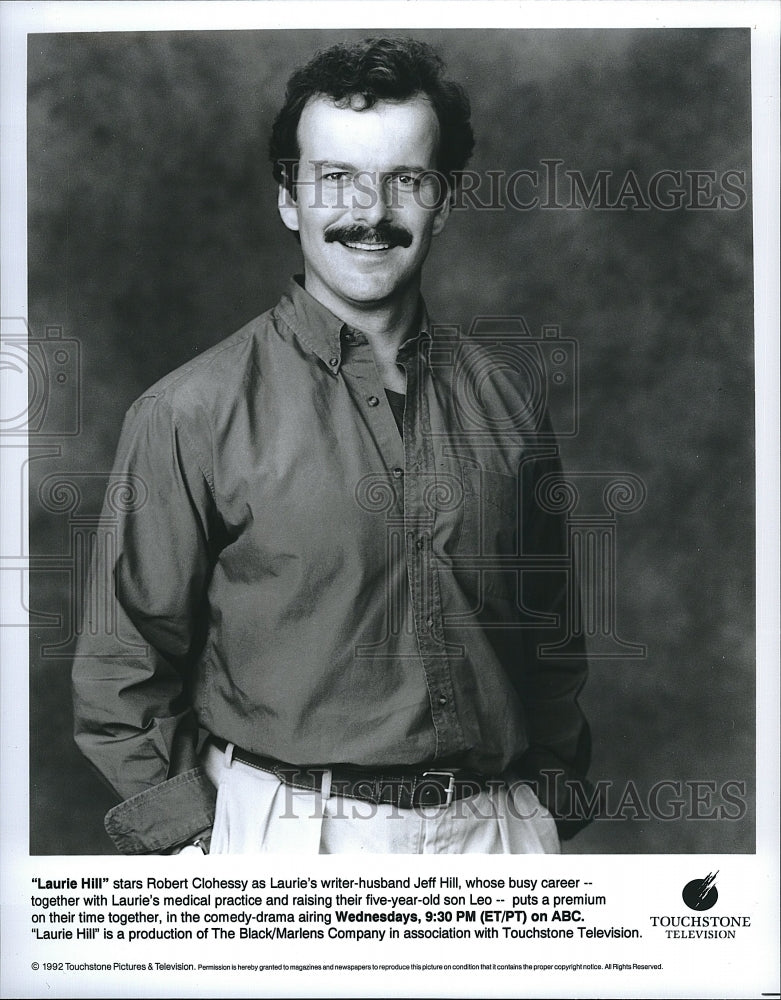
[[72, 278, 590, 853]]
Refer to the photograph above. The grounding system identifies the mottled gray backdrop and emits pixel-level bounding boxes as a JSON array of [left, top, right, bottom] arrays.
[[27, 28, 754, 853]]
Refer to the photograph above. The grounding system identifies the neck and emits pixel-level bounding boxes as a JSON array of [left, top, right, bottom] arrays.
[[303, 274, 421, 355]]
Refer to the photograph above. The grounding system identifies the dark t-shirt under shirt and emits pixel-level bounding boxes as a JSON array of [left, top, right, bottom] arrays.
[[385, 388, 405, 436]]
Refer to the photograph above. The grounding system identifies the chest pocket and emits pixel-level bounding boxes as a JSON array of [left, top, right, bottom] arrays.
[[439, 462, 519, 606], [458, 463, 519, 552], [438, 462, 520, 600]]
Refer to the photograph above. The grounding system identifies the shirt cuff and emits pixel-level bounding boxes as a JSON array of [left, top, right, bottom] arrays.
[[104, 767, 217, 854]]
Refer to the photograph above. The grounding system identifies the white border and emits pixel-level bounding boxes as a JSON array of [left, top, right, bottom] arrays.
[[751, 11, 781, 866], [2, 3, 779, 998]]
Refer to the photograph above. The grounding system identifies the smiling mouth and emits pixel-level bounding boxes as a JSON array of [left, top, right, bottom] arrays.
[[341, 241, 393, 251], [326, 223, 413, 251]]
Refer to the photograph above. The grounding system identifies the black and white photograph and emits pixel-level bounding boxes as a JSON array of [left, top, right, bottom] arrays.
[[24, 19, 758, 858], [1, 2, 778, 998]]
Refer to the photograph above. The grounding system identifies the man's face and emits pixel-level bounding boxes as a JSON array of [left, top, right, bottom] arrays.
[[278, 95, 450, 318]]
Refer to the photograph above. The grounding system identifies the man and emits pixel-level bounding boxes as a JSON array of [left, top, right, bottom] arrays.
[[72, 36, 591, 855]]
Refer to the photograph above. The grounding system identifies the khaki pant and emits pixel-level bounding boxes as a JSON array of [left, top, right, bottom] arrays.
[[202, 742, 560, 855]]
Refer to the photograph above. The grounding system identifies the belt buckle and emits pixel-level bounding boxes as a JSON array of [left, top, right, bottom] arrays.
[[422, 770, 456, 808]]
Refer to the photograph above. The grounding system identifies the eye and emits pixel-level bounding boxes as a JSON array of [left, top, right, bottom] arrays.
[[321, 170, 351, 184], [389, 173, 417, 187]]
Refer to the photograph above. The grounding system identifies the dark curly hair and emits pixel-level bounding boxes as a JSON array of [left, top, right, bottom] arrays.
[[270, 36, 474, 194]]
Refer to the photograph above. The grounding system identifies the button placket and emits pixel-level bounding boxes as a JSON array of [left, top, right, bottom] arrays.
[[401, 351, 465, 757], [339, 340, 405, 465]]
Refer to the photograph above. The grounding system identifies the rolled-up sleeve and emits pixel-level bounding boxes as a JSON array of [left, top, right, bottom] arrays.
[[72, 394, 219, 853]]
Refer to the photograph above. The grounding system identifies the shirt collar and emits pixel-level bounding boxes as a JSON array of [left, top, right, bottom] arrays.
[[275, 276, 430, 376]]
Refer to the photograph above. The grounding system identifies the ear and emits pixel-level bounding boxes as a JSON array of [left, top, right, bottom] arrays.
[[278, 184, 300, 233], [431, 182, 452, 237]]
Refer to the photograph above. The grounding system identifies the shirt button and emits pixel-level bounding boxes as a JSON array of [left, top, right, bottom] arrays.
[[426, 617, 434, 629], [367, 395, 380, 407], [438, 695, 448, 706], [328, 357, 339, 367], [392, 467, 403, 478], [416, 535, 427, 550]]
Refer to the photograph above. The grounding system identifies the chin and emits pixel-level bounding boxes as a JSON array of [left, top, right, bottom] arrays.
[[338, 276, 402, 304]]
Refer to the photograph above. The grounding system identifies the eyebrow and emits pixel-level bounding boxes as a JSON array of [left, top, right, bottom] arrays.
[[311, 160, 431, 174]]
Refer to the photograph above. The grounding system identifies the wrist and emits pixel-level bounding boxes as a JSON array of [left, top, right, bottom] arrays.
[[169, 829, 212, 855], [190, 831, 211, 854]]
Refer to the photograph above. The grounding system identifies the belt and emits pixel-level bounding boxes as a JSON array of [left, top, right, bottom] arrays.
[[210, 736, 490, 809]]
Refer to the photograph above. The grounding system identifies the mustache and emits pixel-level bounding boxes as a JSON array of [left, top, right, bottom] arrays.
[[324, 223, 413, 249]]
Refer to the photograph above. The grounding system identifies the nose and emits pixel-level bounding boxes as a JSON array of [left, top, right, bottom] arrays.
[[350, 171, 392, 226]]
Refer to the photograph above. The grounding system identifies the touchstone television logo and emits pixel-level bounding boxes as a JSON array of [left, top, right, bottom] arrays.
[[649, 870, 750, 939], [682, 872, 718, 911]]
